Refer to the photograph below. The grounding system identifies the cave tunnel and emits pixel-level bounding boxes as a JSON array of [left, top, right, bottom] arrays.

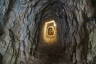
[[0, 0, 96, 64], [31, 0, 89, 64]]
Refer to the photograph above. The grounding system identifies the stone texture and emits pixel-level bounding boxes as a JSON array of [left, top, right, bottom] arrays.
[[0, 0, 96, 64]]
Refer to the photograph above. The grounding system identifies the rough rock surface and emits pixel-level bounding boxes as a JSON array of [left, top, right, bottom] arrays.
[[0, 0, 96, 64]]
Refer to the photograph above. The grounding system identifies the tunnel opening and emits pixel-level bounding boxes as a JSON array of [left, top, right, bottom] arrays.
[[41, 19, 57, 44]]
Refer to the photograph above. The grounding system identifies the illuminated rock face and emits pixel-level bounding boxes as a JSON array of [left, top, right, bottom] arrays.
[[42, 20, 57, 44]]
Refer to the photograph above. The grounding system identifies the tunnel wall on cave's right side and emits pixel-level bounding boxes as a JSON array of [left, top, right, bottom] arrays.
[[86, 0, 96, 64]]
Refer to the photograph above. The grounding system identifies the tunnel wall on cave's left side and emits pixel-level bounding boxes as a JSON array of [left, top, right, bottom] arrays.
[[0, 0, 96, 64]]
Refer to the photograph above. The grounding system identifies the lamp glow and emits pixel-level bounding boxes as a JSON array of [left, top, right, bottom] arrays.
[[42, 20, 57, 44]]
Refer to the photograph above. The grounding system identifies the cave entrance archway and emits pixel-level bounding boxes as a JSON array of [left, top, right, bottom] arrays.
[[41, 19, 57, 44]]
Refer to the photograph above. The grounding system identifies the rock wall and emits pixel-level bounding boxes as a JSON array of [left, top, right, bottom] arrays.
[[0, 0, 96, 64]]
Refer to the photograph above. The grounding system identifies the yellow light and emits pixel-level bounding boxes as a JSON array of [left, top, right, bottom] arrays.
[[42, 20, 57, 44]]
